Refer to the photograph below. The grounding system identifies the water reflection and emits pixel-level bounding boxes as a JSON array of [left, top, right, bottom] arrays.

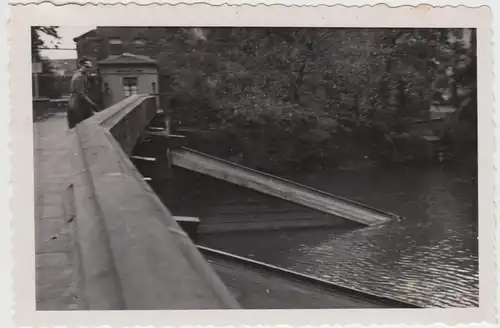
[[198, 164, 478, 308]]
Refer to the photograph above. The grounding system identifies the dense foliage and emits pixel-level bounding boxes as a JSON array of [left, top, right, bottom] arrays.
[[148, 28, 477, 172], [150, 28, 477, 171]]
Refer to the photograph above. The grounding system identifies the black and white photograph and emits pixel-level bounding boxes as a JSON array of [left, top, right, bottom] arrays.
[[9, 2, 495, 327]]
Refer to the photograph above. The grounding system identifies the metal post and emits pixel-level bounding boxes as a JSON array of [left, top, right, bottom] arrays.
[[164, 112, 174, 202], [32, 61, 42, 98], [34, 73, 40, 98]]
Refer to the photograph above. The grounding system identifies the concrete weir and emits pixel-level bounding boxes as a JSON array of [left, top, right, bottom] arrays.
[[70, 95, 240, 310], [171, 148, 401, 226]]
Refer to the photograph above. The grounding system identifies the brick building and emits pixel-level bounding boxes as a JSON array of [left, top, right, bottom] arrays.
[[75, 27, 152, 65], [74, 27, 207, 61]]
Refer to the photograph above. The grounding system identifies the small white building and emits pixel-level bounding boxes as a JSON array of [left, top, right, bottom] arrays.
[[97, 53, 159, 108]]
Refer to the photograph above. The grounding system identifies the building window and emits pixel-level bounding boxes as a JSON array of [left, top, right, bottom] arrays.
[[123, 77, 138, 97], [132, 38, 147, 54], [108, 38, 123, 55], [133, 38, 146, 46]]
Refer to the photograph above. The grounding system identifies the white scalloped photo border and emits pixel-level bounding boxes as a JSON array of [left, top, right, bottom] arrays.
[[4, 1, 497, 328]]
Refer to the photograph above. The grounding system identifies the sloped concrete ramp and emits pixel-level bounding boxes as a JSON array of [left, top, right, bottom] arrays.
[[171, 148, 401, 226]]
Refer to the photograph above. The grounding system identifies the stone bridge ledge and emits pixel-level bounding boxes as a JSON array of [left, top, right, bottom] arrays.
[[70, 94, 240, 310]]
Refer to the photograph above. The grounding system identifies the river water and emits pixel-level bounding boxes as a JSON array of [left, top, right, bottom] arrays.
[[133, 139, 478, 308], [197, 163, 478, 308]]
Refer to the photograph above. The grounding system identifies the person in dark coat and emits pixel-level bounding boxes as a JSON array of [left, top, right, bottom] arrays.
[[67, 57, 97, 129]]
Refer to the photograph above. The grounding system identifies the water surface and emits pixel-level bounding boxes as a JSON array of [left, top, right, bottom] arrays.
[[198, 164, 478, 307], [133, 139, 478, 307]]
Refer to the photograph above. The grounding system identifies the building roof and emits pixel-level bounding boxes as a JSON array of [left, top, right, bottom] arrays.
[[97, 53, 157, 66], [73, 29, 99, 42]]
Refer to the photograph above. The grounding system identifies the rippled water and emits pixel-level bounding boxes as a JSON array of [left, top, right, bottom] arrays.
[[197, 164, 478, 308], [133, 138, 478, 308]]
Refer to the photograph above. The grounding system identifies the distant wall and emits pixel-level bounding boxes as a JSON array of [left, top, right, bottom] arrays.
[[70, 94, 240, 310]]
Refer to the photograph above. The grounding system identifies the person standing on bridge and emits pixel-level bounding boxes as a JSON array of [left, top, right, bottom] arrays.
[[67, 57, 98, 129]]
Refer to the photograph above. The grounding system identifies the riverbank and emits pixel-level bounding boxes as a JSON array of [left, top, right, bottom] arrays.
[[168, 120, 477, 178]]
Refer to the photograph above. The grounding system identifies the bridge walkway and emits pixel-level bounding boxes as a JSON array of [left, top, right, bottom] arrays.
[[34, 113, 82, 310]]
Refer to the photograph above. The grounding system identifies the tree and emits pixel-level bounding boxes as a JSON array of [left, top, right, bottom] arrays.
[[31, 26, 61, 98], [31, 26, 60, 61]]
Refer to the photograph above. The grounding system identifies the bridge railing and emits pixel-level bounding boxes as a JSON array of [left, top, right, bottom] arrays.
[[70, 94, 240, 310]]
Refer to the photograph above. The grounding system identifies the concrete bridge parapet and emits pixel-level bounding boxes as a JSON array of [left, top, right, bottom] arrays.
[[70, 94, 240, 310]]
